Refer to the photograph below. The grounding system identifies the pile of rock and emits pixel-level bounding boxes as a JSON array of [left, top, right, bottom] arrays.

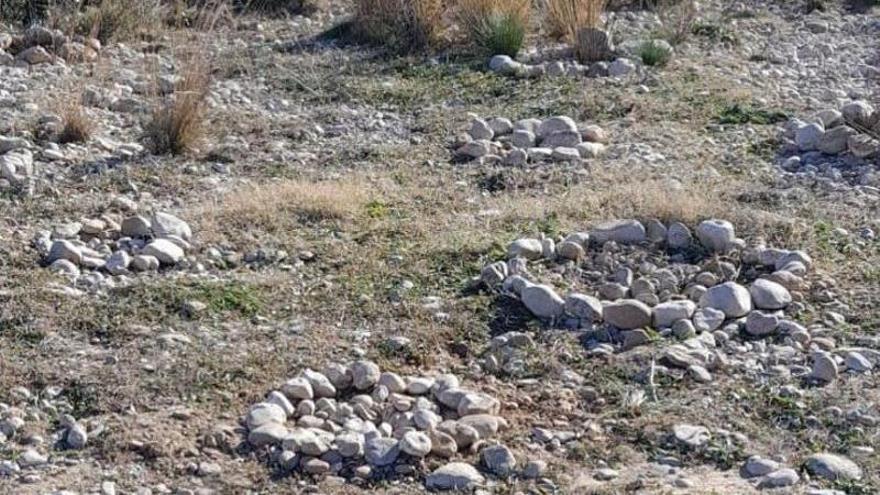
[[784, 100, 880, 163], [244, 361, 514, 490], [488, 54, 637, 80], [1, 386, 98, 480], [0, 26, 100, 66], [0, 137, 33, 188], [454, 114, 607, 165], [481, 219, 877, 384], [34, 202, 195, 285]]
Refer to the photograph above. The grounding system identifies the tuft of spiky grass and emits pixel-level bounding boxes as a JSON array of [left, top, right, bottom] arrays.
[[353, 0, 444, 52], [457, 0, 530, 57], [57, 103, 94, 144], [144, 58, 212, 155], [639, 40, 672, 67]]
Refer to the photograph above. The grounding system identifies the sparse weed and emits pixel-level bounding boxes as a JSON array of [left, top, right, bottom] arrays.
[[717, 103, 787, 125], [144, 56, 211, 155], [651, 0, 698, 45], [57, 102, 94, 144]]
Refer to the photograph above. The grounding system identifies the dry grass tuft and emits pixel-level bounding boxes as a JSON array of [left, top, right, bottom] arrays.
[[652, 0, 698, 46], [456, 0, 530, 56], [144, 56, 212, 155], [49, 0, 165, 43], [544, 0, 610, 62], [543, 0, 606, 39], [197, 179, 375, 240], [57, 102, 94, 144], [353, 0, 444, 51]]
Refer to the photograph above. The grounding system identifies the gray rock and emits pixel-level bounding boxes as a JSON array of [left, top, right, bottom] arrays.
[[541, 130, 581, 148], [426, 462, 485, 491], [608, 57, 636, 77], [510, 129, 536, 148], [699, 282, 752, 318], [575, 141, 605, 158], [488, 55, 523, 76], [141, 239, 184, 265], [246, 402, 286, 429], [47, 240, 82, 265], [468, 118, 494, 140], [65, 423, 88, 450], [537, 116, 577, 138], [653, 300, 696, 328], [507, 238, 543, 260], [811, 352, 838, 382], [565, 293, 603, 322], [364, 437, 400, 467], [487, 117, 513, 135], [844, 352, 873, 372], [796, 123, 824, 151], [841, 100, 874, 128], [757, 468, 799, 489], [673, 424, 710, 448], [804, 453, 862, 481], [604, 299, 652, 330], [121, 216, 151, 237], [399, 430, 432, 457], [551, 147, 581, 161], [481, 444, 517, 478], [622, 329, 651, 350], [458, 140, 492, 158], [749, 279, 791, 310], [351, 360, 380, 390], [521, 284, 565, 319], [131, 255, 159, 272], [590, 219, 646, 244], [818, 126, 857, 154], [743, 455, 779, 478], [745, 311, 780, 337], [105, 250, 131, 275], [667, 222, 693, 249], [151, 212, 191, 240], [693, 307, 725, 332], [282, 377, 313, 400], [696, 219, 736, 252]]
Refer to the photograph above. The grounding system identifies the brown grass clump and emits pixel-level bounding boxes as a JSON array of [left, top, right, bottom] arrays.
[[144, 56, 212, 155], [544, 0, 610, 62], [57, 103, 94, 144], [197, 179, 374, 240], [49, 0, 165, 44], [353, 0, 444, 51]]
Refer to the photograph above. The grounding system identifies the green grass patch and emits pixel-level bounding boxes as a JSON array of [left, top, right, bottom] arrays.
[[717, 103, 788, 125]]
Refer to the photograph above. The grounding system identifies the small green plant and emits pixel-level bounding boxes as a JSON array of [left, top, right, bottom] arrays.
[[638, 40, 672, 67], [474, 12, 526, 57], [716, 103, 787, 125]]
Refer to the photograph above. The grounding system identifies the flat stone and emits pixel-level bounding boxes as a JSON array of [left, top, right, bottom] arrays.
[[604, 299, 652, 330], [426, 462, 485, 491], [591, 219, 646, 245], [364, 437, 400, 467], [521, 284, 565, 319], [804, 453, 862, 481], [653, 300, 696, 328]]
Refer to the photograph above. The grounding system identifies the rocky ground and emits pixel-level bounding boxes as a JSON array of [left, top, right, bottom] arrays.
[[1, 0, 879, 493]]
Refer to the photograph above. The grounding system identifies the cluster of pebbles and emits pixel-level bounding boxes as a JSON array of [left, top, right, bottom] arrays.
[[488, 54, 638, 80], [0, 25, 100, 66], [454, 114, 608, 165], [779, 100, 880, 186], [1, 386, 97, 481], [31, 197, 200, 294], [481, 218, 878, 384], [244, 361, 519, 490]]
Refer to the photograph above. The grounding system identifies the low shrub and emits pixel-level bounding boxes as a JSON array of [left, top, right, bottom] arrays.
[[638, 39, 672, 67]]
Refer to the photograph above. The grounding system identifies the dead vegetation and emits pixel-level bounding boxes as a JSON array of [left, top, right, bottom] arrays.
[[352, 0, 444, 51], [57, 102, 94, 144]]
